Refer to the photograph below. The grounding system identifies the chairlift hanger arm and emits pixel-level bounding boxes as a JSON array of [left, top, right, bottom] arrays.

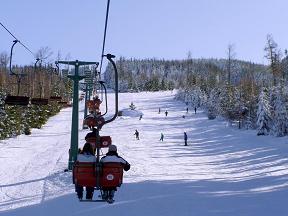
[[55, 62, 59, 69], [99, 81, 108, 117], [102, 54, 118, 125], [9, 40, 19, 76], [55, 62, 60, 74], [34, 58, 41, 71]]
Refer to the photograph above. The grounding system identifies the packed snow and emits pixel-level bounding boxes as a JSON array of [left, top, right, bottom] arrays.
[[0, 91, 288, 216]]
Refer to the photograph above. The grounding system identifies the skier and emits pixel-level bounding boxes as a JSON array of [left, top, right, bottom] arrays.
[[186, 107, 189, 113], [158, 107, 161, 114], [134, 129, 140, 140], [75, 143, 96, 200], [100, 145, 130, 203], [194, 107, 197, 114], [184, 132, 188, 146], [159, 133, 164, 141], [165, 110, 168, 117], [139, 114, 143, 120]]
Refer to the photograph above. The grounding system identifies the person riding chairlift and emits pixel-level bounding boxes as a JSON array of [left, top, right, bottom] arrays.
[[75, 143, 96, 200], [85, 128, 97, 154], [100, 144, 130, 202]]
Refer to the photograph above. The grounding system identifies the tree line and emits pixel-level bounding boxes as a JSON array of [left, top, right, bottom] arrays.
[[0, 47, 72, 139]]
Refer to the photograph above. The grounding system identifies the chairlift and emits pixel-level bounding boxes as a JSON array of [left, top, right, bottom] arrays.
[[5, 40, 30, 106], [86, 99, 101, 113], [85, 135, 112, 148], [58, 101, 72, 107], [49, 96, 62, 101], [73, 54, 121, 203], [31, 98, 49, 105], [83, 114, 105, 129], [73, 162, 124, 201], [5, 95, 29, 106]]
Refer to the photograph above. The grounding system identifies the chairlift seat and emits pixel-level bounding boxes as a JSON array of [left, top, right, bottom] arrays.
[[58, 101, 72, 107], [87, 100, 100, 110], [84, 117, 97, 128], [5, 96, 29, 106], [101, 163, 123, 187], [50, 96, 62, 101], [31, 98, 49, 105], [85, 136, 112, 148], [84, 116, 105, 128], [73, 162, 97, 187], [73, 162, 123, 188]]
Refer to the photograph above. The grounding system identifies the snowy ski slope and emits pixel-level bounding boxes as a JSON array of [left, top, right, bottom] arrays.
[[0, 91, 288, 216]]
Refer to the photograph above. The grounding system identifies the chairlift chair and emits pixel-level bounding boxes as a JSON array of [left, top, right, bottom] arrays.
[[73, 162, 124, 201], [85, 136, 112, 148], [49, 96, 62, 101], [31, 98, 49, 105], [73, 54, 120, 203], [58, 101, 68, 105], [5, 40, 30, 106], [5, 95, 30, 106]]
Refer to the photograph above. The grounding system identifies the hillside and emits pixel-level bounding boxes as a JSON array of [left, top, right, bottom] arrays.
[[104, 57, 267, 92]]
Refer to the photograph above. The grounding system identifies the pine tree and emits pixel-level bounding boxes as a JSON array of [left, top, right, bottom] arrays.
[[271, 86, 287, 136], [256, 88, 271, 135], [206, 88, 220, 119]]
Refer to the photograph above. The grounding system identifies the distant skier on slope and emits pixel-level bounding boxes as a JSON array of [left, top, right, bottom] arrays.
[[134, 129, 140, 140], [159, 133, 164, 141], [184, 132, 188, 146], [165, 110, 168, 117]]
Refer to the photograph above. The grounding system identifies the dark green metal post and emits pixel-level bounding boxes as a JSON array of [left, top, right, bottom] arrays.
[[69, 61, 81, 170], [88, 84, 91, 100], [84, 84, 88, 118], [83, 83, 93, 129], [56, 60, 98, 170]]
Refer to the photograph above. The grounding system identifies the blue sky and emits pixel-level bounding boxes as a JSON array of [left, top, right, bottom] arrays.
[[1, 0, 288, 66]]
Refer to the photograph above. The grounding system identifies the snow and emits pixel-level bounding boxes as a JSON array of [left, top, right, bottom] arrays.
[[119, 108, 143, 118], [0, 91, 288, 216]]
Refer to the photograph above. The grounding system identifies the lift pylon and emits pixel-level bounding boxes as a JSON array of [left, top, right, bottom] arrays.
[[56, 60, 98, 170]]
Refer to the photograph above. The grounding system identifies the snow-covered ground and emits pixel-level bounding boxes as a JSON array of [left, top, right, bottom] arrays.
[[0, 91, 288, 216]]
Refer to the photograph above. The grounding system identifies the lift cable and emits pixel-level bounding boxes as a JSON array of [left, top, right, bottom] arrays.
[[0, 21, 36, 58], [99, 0, 111, 75], [1, 21, 55, 69]]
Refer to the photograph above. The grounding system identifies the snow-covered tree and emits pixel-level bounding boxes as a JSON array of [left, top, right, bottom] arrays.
[[218, 84, 238, 120], [256, 88, 271, 135], [206, 88, 220, 119], [271, 86, 287, 136]]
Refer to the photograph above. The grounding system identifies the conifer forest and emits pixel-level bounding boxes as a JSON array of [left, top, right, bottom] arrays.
[[1, 35, 288, 138], [105, 35, 288, 137]]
